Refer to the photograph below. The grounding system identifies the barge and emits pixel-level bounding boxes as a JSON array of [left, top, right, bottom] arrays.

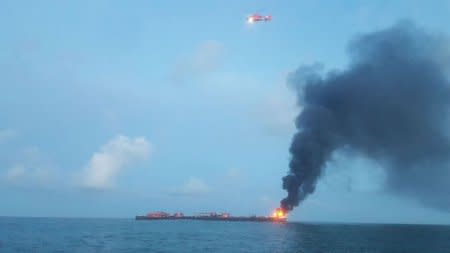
[[136, 209, 287, 223]]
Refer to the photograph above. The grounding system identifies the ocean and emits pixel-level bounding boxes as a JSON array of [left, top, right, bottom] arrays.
[[1, 217, 450, 253]]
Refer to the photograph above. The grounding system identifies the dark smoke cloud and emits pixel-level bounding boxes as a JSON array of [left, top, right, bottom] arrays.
[[281, 21, 450, 212]]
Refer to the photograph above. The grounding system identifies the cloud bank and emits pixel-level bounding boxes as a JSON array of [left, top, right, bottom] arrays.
[[171, 40, 224, 84], [81, 135, 151, 190], [2, 146, 59, 189], [0, 129, 17, 144], [169, 177, 210, 196]]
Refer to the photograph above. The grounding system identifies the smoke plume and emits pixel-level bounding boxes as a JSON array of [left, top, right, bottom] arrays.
[[281, 21, 450, 212]]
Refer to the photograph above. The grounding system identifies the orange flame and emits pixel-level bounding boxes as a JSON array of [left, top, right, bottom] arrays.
[[271, 208, 287, 219]]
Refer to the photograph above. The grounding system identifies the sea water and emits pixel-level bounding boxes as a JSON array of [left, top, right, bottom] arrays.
[[1, 217, 450, 253]]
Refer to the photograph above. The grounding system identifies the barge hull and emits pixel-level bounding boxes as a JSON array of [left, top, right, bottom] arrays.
[[135, 216, 286, 222]]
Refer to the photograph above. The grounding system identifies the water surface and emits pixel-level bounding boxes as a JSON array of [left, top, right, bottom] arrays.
[[1, 217, 449, 253]]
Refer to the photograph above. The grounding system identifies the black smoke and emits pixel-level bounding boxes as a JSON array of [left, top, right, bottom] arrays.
[[281, 21, 450, 212]]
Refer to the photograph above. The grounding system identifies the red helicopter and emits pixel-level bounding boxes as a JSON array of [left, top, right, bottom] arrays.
[[247, 14, 272, 23]]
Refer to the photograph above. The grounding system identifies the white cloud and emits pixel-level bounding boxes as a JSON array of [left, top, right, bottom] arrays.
[[254, 82, 299, 136], [0, 129, 17, 143], [171, 40, 224, 83], [226, 168, 245, 181], [3, 163, 57, 187], [170, 177, 210, 196], [5, 165, 26, 183], [2, 145, 59, 188], [80, 135, 151, 190]]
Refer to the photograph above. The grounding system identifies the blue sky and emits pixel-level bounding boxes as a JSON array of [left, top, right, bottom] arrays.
[[1, 0, 450, 224]]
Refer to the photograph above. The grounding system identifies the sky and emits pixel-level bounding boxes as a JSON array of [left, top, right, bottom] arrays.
[[1, 0, 450, 224]]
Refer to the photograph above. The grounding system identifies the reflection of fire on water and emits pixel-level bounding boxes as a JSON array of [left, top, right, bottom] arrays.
[[271, 208, 287, 219]]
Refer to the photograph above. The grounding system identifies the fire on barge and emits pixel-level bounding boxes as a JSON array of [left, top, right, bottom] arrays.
[[136, 208, 287, 223]]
